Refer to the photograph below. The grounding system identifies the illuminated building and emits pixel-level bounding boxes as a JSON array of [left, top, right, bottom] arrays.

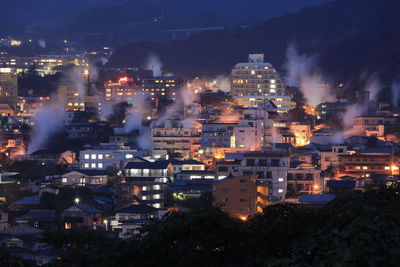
[[152, 127, 201, 159], [200, 122, 238, 148], [286, 162, 321, 199], [104, 77, 140, 102], [79, 146, 141, 170], [60, 170, 108, 187], [352, 115, 396, 140], [115, 180, 166, 210], [316, 99, 349, 119], [319, 145, 348, 171], [213, 175, 269, 218], [58, 78, 87, 111], [231, 54, 295, 112], [290, 122, 311, 146], [337, 146, 400, 183], [0, 69, 18, 110], [0, 55, 87, 75], [62, 204, 102, 230], [216, 151, 290, 199], [142, 77, 184, 109]]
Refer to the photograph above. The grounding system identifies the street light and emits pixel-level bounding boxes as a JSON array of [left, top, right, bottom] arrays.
[[75, 198, 80, 205]]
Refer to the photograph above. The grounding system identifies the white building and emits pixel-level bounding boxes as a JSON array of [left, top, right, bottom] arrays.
[[79, 146, 141, 170], [231, 54, 295, 112]]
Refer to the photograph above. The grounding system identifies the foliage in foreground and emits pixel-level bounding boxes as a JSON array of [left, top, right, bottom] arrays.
[[42, 185, 400, 266]]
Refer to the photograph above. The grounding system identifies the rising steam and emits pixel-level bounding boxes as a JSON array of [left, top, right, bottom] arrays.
[[145, 54, 163, 77], [391, 81, 400, 108], [214, 75, 231, 92], [284, 45, 333, 107], [28, 98, 66, 154]]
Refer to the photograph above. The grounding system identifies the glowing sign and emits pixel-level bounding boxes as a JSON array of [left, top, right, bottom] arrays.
[[119, 76, 129, 83]]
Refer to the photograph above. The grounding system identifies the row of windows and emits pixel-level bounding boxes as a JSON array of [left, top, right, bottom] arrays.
[[83, 163, 103, 168]]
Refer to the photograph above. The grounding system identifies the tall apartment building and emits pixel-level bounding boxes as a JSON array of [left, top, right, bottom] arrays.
[[231, 54, 295, 112], [58, 77, 86, 111], [142, 77, 184, 109], [0, 68, 18, 110], [104, 78, 140, 102]]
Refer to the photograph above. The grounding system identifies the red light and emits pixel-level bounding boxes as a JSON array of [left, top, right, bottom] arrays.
[[119, 76, 129, 83]]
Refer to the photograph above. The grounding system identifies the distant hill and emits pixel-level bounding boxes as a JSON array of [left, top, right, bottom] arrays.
[[108, 0, 400, 92], [61, 0, 330, 38]]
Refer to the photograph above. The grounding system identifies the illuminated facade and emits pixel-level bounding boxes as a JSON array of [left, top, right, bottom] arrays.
[[152, 127, 201, 159], [231, 54, 295, 112], [213, 175, 268, 218], [104, 77, 140, 102], [290, 122, 311, 146], [58, 77, 86, 111], [142, 77, 184, 108], [0, 69, 18, 110], [0, 55, 87, 75]]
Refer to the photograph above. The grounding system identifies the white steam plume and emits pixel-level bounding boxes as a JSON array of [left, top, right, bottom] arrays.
[[391, 81, 400, 108], [214, 75, 231, 92], [145, 54, 163, 77], [27, 98, 66, 154], [124, 95, 152, 150], [125, 94, 148, 133], [38, 39, 46, 48], [284, 45, 333, 107], [151, 86, 198, 128], [364, 75, 381, 101], [341, 76, 381, 136]]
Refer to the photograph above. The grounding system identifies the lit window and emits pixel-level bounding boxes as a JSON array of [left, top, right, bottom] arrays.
[[98, 163, 103, 168], [154, 194, 161, 199], [142, 196, 147, 200], [125, 154, 133, 159], [91, 163, 96, 168], [278, 178, 284, 182], [62, 178, 67, 183], [91, 154, 96, 160], [84, 163, 89, 168], [153, 185, 161, 190], [98, 154, 103, 159], [84, 154, 89, 159], [278, 189, 284, 193]]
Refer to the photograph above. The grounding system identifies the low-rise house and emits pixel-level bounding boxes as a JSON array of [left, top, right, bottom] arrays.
[[124, 160, 173, 182], [28, 149, 77, 165], [213, 175, 269, 219], [169, 179, 214, 199], [0, 225, 56, 265], [176, 170, 216, 180], [110, 204, 158, 239], [115, 180, 166, 210], [171, 159, 205, 173], [0, 206, 9, 230], [10, 196, 43, 211], [79, 145, 142, 170], [60, 170, 108, 187], [18, 210, 58, 230], [286, 162, 322, 199], [319, 145, 348, 170], [326, 180, 356, 196], [61, 204, 103, 230], [298, 194, 336, 207]]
